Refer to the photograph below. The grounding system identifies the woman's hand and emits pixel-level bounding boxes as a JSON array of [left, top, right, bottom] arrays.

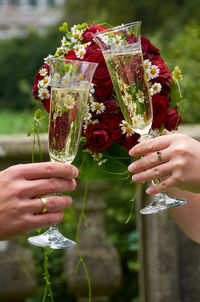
[[0, 162, 79, 240], [128, 134, 200, 194]]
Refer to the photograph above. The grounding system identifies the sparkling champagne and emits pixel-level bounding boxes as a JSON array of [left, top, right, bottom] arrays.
[[104, 50, 153, 135], [49, 87, 89, 163]]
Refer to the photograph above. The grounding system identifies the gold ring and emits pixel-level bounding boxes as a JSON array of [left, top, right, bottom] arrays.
[[40, 197, 48, 214], [157, 150, 162, 162]]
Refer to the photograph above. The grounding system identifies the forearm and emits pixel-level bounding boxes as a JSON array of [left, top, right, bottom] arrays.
[[168, 189, 200, 243]]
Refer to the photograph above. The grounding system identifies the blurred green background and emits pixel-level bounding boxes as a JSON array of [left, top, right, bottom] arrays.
[[0, 0, 200, 301]]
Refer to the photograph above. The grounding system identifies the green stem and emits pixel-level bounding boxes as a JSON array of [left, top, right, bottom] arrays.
[[75, 181, 92, 302], [32, 132, 36, 163], [125, 183, 140, 224], [37, 130, 43, 162], [42, 249, 54, 302]]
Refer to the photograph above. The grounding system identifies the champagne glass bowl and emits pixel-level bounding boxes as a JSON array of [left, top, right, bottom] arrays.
[[28, 58, 97, 248]]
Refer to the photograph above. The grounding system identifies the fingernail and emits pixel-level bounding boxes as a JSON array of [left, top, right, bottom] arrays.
[[129, 150, 134, 156], [132, 174, 140, 182], [128, 163, 136, 172], [72, 166, 79, 178], [146, 187, 154, 194]]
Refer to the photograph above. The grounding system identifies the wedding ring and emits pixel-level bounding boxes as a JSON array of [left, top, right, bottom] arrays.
[[157, 150, 162, 162], [40, 197, 48, 214]]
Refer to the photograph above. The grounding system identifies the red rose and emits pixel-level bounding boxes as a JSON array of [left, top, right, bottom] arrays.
[[86, 122, 113, 152], [117, 133, 140, 151], [64, 50, 77, 60], [141, 36, 160, 58], [82, 24, 108, 43], [93, 63, 112, 86], [100, 114, 122, 140], [104, 99, 120, 114], [94, 84, 113, 102], [84, 43, 105, 64], [43, 98, 50, 113], [165, 106, 182, 131], [152, 95, 169, 129]]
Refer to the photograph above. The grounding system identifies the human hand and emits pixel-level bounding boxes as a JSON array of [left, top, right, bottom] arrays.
[[128, 134, 200, 194], [0, 162, 79, 240]]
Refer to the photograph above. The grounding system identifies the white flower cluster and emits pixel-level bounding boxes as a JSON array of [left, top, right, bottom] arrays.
[[143, 59, 161, 96], [38, 67, 50, 100], [83, 83, 105, 131], [83, 149, 108, 166], [120, 120, 135, 137], [51, 89, 76, 117]]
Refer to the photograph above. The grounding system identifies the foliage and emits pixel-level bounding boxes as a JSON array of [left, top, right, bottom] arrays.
[[64, 0, 190, 34], [0, 27, 62, 110], [150, 21, 200, 123]]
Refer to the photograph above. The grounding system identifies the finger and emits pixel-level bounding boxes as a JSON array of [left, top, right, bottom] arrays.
[[131, 162, 173, 183], [129, 135, 172, 157], [20, 195, 73, 214], [9, 162, 79, 180], [128, 149, 169, 173], [28, 211, 65, 231], [16, 178, 77, 198], [145, 176, 178, 195]]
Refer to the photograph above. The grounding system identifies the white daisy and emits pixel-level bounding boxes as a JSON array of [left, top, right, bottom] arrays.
[[89, 83, 95, 96], [149, 65, 160, 79], [122, 92, 132, 105], [84, 111, 92, 122], [71, 29, 83, 42], [150, 83, 162, 96], [102, 35, 109, 44], [38, 76, 51, 88], [38, 87, 50, 100], [61, 36, 70, 47], [91, 102, 105, 114], [143, 59, 152, 71], [64, 96, 75, 110], [132, 115, 145, 128], [120, 120, 134, 137], [92, 152, 103, 162], [44, 54, 53, 64], [136, 90, 145, 104], [39, 68, 48, 77], [112, 34, 123, 46], [75, 46, 86, 59]]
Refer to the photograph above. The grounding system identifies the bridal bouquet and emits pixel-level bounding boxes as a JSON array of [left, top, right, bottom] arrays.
[[32, 22, 183, 181]]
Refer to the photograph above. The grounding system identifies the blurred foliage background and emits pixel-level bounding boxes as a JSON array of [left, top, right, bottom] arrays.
[[0, 0, 200, 301]]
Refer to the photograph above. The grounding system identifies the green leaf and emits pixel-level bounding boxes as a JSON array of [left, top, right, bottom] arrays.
[[169, 80, 183, 109], [72, 145, 131, 182]]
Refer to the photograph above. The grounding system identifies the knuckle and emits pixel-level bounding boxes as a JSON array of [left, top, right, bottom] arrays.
[[160, 181, 167, 190], [46, 163, 55, 178], [49, 178, 60, 191], [154, 167, 160, 178], [149, 155, 157, 165], [172, 171, 183, 185], [146, 140, 155, 152], [174, 158, 186, 170], [14, 183, 27, 197]]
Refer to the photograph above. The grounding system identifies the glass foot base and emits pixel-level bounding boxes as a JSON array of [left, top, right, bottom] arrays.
[[140, 193, 187, 215], [28, 228, 76, 249]]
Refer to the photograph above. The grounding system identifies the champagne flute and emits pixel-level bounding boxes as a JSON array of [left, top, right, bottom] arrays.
[[28, 58, 98, 248], [94, 21, 186, 214]]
